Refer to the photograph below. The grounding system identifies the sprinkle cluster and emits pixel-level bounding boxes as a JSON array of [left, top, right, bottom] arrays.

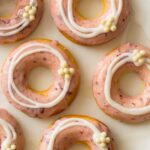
[[132, 50, 146, 66], [5, 144, 16, 150], [23, 3, 37, 21], [101, 16, 117, 33], [58, 63, 75, 80], [93, 132, 111, 149]]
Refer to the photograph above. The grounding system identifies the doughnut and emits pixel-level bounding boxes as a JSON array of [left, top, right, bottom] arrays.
[[50, 0, 130, 46], [40, 115, 113, 150], [93, 43, 150, 123], [0, 0, 43, 44], [1, 39, 80, 118], [0, 109, 24, 150]]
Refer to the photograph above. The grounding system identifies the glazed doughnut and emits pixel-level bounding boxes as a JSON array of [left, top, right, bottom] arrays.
[[0, 109, 24, 150], [0, 0, 43, 43], [40, 115, 113, 150], [93, 43, 150, 123], [50, 0, 130, 46], [1, 39, 80, 118]]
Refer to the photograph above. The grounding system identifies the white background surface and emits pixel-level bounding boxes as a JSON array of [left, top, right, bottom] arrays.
[[0, 0, 150, 149]]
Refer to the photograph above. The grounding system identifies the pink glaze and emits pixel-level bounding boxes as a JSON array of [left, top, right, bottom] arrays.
[[1, 40, 80, 118], [0, 0, 44, 43], [93, 43, 150, 123], [50, 0, 130, 46], [40, 116, 113, 150], [0, 109, 24, 149]]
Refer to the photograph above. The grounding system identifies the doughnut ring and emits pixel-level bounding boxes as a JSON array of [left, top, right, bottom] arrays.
[[50, 0, 130, 46], [0, 0, 43, 43], [93, 43, 150, 123], [1, 39, 80, 118], [0, 109, 24, 150], [40, 115, 113, 150]]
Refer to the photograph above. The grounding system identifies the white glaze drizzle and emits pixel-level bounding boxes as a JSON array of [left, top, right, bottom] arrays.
[[7, 42, 73, 109], [103, 50, 150, 115], [0, 119, 17, 150], [47, 118, 110, 150], [0, 0, 37, 37], [58, 0, 123, 38]]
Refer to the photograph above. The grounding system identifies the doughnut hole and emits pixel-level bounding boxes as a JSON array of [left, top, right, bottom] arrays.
[[27, 67, 53, 92], [119, 72, 145, 97], [72, 0, 111, 28], [13, 52, 64, 103], [68, 142, 90, 150], [77, 0, 103, 19], [0, 0, 17, 18], [111, 63, 150, 108], [76, 0, 107, 19]]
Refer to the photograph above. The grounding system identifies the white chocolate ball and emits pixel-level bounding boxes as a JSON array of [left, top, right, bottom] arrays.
[[10, 145, 16, 150], [132, 55, 138, 62], [25, 5, 31, 11], [58, 69, 64, 76], [23, 13, 29, 18], [29, 15, 35, 21], [140, 50, 146, 56], [104, 27, 110, 33], [69, 68, 75, 74], [110, 25, 117, 31], [100, 143, 107, 148], [100, 137, 106, 143], [106, 137, 111, 143], [63, 68, 69, 74], [101, 132, 107, 137], [61, 63, 68, 68], [138, 58, 145, 65], [65, 74, 71, 80]]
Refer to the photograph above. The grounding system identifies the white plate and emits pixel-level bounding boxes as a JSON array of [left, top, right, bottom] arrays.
[[0, 0, 150, 150]]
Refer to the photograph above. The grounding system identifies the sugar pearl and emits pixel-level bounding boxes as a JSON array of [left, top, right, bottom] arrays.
[[110, 25, 117, 31], [138, 58, 145, 65], [132, 55, 138, 61], [29, 9, 36, 15], [100, 143, 107, 148], [58, 69, 64, 76], [136, 53, 142, 59], [63, 68, 69, 74], [25, 5, 31, 11], [29, 15, 35, 21], [61, 63, 68, 68], [32, 7, 37, 13], [105, 21, 111, 28], [29, 7, 37, 15], [101, 132, 107, 137], [10, 145, 16, 150], [100, 137, 106, 143], [69, 68, 75, 74], [104, 27, 110, 33], [106, 137, 111, 143], [140, 50, 146, 56], [23, 13, 29, 18], [65, 74, 71, 80]]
